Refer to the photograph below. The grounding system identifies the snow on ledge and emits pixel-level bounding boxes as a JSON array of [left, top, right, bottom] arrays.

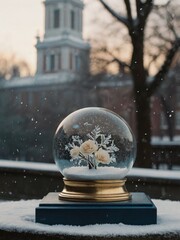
[[0, 160, 58, 172], [0, 159, 180, 181], [128, 168, 180, 181], [0, 198, 180, 236]]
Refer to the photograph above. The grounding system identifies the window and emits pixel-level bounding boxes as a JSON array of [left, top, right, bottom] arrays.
[[71, 10, 75, 29], [69, 52, 73, 70], [45, 55, 50, 72], [175, 111, 180, 129], [43, 55, 45, 72], [160, 112, 168, 129], [50, 54, 55, 71], [176, 86, 180, 106], [43, 54, 55, 72], [77, 9, 82, 32], [75, 54, 81, 71], [58, 53, 62, 70], [54, 9, 60, 28]]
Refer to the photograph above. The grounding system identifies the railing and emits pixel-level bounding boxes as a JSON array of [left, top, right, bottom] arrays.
[[0, 160, 180, 201], [151, 144, 180, 169]]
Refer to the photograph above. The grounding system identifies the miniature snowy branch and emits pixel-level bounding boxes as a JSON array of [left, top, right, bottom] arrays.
[[66, 126, 119, 170]]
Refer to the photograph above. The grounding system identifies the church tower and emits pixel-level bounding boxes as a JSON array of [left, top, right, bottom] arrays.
[[36, 0, 90, 82]]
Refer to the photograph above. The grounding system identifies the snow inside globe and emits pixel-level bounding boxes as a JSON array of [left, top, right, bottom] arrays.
[[53, 107, 136, 181]]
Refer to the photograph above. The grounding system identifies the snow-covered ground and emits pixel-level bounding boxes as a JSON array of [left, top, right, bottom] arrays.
[[0, 198, 180, 236]]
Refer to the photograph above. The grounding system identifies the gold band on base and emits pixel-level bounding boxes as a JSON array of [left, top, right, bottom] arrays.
[[59, 178, 131, 202]]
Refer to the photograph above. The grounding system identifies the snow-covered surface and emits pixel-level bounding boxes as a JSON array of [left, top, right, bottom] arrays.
[[63, 166, 129, 180], [0, 71, 77, 89], [42, 34, 89, 47], [0, 159, 180, 180], [0, 76, 35, 88], [0, 198, 180, 236], [129, 168, 180, 180], [151, 136, 180, 145], [0, 160, 58, 172]]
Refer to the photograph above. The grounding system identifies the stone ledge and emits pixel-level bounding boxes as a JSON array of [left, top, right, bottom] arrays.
[[0, 230, 180, 240], [0, 198, 180, 240], [1, 160, 180, 200]]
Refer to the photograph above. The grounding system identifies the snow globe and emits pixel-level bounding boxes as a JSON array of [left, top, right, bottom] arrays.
[[53, 107, 136, 202], [36, 107, 156, 226]]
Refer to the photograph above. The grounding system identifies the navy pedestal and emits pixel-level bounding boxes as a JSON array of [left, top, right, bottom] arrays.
[[35, 192, 157, 225]]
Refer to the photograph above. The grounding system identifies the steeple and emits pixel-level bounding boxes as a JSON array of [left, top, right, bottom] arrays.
[[44, 0, 83, 39], [36, 0, 89, 80]]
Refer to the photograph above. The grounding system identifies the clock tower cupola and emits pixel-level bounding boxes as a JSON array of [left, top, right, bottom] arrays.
[[36, 0, 89, 81]]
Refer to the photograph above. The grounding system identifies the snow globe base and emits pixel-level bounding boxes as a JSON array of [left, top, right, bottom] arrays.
[[35, 192, 157, 225], [59, 178, 131, 202]]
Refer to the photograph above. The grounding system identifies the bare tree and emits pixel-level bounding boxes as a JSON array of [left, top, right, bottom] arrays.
[[92, 0, 180, 167], [0, 54, 32, 80]]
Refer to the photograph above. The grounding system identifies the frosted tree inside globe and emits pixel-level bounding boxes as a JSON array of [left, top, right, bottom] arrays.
[[53, 107, 136, 180]]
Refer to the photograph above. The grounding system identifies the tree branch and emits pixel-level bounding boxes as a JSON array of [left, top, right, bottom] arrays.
[[92, 48, 131, 72], [143, 0, 154, 19], [147, 38, 180, 97], [124, 0, 133, 26], [136, 0, 143, 19], [111, 58, 131, 71], [150, 28, 174, 44], [98, 0, 129, 28], [136, 0, 153, 28], [147, 53, 160, 71], [100, 46, 131, 70]]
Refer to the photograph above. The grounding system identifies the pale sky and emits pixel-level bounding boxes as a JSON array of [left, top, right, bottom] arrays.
[[0, 0, 98, 73], [0, 0, 174, 73], [0, 0, 45, 72]]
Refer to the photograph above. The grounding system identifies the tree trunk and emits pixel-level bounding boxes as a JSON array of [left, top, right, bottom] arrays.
[[135, 94, 152, 168], [131, 34, 152, 168]]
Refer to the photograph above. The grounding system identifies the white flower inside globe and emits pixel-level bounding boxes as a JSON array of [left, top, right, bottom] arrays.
[[53, 107, 136, 201]]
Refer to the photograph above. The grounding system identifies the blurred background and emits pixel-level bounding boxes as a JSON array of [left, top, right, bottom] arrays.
[[0, 0, 179, 172]]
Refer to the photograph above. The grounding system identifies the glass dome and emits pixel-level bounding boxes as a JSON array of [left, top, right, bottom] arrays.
[[53, 107, 136, 181]]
